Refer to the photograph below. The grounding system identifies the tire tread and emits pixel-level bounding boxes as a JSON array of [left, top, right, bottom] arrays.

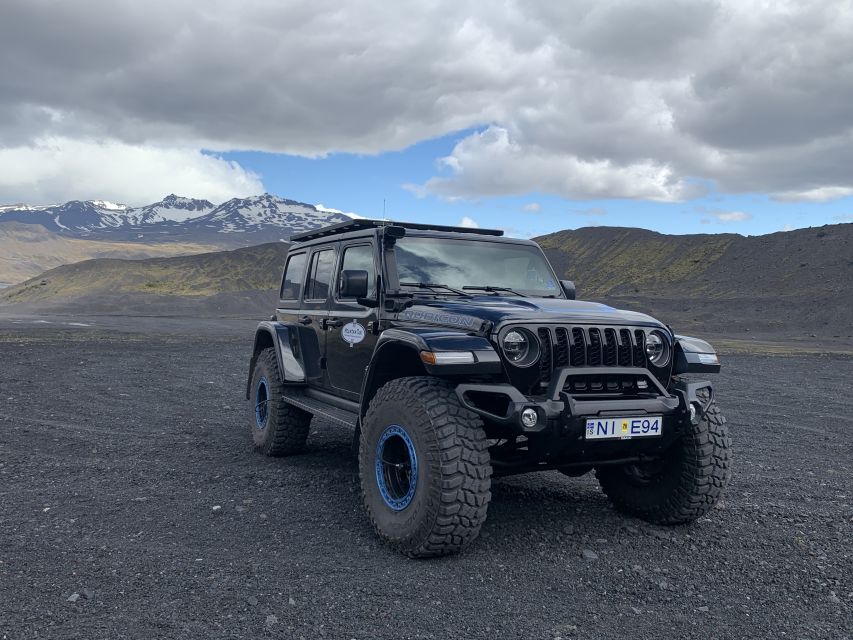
[[596, 393, 731, 524], [359, 377, 492, 558], [251, 348, 311, 456]]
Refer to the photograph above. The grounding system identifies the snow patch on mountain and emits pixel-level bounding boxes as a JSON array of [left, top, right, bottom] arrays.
[[131, 194, 215, 224], [0, 203, 58, 213], [189, 194, 351, 234], [89, 200, 129, 211], [315, 203, 363, 219]]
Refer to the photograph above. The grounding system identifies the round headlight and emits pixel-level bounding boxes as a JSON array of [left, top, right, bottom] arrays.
[[503, 330, 529, 363], [645, 330, 671, 367], [501, 328, 539, 367]]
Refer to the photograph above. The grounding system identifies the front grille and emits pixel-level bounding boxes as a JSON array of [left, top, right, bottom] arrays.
[[535, 325, 650, 394]]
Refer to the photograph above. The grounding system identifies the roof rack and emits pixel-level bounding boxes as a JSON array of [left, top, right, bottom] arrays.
[[290, 219, 504, 242]]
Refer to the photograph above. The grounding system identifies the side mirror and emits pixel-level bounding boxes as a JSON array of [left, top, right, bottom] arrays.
[[340, 269, 369, 299], [560, 280, 576, 300]]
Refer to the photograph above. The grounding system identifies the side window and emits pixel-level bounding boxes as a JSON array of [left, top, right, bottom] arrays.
[[280, 252, 306, 300], [305, 248, 336, 301], [337, 244, 376, 299]]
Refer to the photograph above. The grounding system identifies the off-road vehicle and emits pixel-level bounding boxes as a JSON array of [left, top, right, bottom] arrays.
[[247, 220, 730, 557]]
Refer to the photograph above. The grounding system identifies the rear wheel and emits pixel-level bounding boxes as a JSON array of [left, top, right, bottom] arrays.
[[249, 348, 311, 456], [359, 377, 492, 558], [596, 395, 730, 524]]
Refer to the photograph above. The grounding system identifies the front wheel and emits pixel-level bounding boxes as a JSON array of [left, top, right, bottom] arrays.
[[249, 348, 311, 456], [596, 394, 731, 524], [359, 377, 492, 558]]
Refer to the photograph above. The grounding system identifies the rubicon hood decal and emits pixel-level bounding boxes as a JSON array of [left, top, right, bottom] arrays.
[[399, 308, 480, 329]]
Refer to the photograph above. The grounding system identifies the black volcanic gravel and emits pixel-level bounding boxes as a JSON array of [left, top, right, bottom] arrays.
[[0, 324, 851, 639]]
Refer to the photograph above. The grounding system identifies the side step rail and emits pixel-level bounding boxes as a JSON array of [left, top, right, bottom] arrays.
[[281, 390, 359, 428]]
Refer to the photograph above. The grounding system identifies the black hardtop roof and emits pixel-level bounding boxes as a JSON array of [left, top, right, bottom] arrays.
[[290, 219, 504, 243]]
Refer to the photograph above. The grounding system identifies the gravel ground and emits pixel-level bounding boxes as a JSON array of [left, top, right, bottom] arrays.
[[0, 324, 851, 639]]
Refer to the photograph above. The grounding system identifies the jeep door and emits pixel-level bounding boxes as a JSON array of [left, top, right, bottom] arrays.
[[275, 249, 322, 381], [326, 239, 380, 401], [294, 244, 337, 389]]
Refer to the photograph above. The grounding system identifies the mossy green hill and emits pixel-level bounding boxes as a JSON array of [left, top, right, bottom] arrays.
[[2, 243, 288, 302], [1, 224, 850, 338], [536, 224, 851, 338], [536, 224, 850, 300]]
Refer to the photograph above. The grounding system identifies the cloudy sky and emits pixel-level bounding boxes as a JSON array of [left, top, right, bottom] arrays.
[[1, 0, 852, 235]]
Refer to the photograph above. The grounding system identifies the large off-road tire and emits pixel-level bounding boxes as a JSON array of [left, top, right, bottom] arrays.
[[595, 394, 730, 524], [249, 348, 311, 456], [359, 377, 492, 558]]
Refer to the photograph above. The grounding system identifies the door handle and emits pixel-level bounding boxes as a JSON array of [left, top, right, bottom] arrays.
[[298, 315, 313, 325], [324, 318, 344, 329]]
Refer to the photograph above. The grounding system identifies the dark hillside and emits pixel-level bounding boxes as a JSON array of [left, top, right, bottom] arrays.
[[1, 225, 850, 339], [0, 243, 289, 317], [538, 227, 737, 297], [536, 224, 850, 299], [537, 224, 852, 338]]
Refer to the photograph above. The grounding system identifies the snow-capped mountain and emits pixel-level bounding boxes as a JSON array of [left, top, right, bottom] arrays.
[[0, 194, 354, 245], [186, 194, 350, 233], [0, 202, 58, 213], [0, 200, 132, 232], [131, 194, 215, 224]]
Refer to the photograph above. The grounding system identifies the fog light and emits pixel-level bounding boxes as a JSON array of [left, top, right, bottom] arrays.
[[521, 408, 539, 428]]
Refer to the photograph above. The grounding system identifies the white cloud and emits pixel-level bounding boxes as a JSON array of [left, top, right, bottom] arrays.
[[422, 127, 691, 202], [458, 216, 479, 228], [0, 137, 261, 205], [712, 211, 751, 222], [1, 0, 853, 203], [523, 202, 541, 212], [696, 205, 752, 223], [772, 187, 853, 202]]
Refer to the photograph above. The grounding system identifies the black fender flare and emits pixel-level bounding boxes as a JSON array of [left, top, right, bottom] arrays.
[[673, 335, 721, 375], [246, 321, 306, 399], [358, 328, 503, 417]]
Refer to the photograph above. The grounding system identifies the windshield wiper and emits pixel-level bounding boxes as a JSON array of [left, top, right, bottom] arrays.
[[399, 282, 469, 296], [462, 285, 527, 297]]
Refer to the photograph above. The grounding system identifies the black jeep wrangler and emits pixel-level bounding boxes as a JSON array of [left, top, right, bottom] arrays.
[[247, 220, 730, 557]]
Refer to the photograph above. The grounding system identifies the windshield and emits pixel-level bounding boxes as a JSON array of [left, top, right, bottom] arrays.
[[393, 236, 562, 297]]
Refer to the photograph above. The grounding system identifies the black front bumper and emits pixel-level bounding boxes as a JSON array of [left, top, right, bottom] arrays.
[[456, 367, 714, 471]]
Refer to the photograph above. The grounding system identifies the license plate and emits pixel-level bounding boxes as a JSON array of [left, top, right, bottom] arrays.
[[585, 416, 663, 441]]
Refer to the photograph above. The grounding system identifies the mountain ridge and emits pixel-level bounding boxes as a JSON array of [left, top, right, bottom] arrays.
[[0, 193, 352, 242], [2, 223, 850, 340], [535, 224, 850, 299], [0, 193, 353, 283]]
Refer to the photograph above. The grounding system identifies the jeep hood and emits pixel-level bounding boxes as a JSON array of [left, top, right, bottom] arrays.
[[398, 296, 666, 331]]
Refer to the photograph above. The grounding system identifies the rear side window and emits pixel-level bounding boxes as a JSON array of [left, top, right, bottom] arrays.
[[305, 249, 335, 300], [337, 244, 376, 299], [280, 252, 306, 300]]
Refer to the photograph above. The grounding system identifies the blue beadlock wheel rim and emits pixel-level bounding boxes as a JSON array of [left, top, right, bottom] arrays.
[[255, 377, 269, 430], [375, 424, 418, 511]]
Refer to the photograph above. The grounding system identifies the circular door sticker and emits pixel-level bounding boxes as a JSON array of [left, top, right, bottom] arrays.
[[341, 320, 366, 347]]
